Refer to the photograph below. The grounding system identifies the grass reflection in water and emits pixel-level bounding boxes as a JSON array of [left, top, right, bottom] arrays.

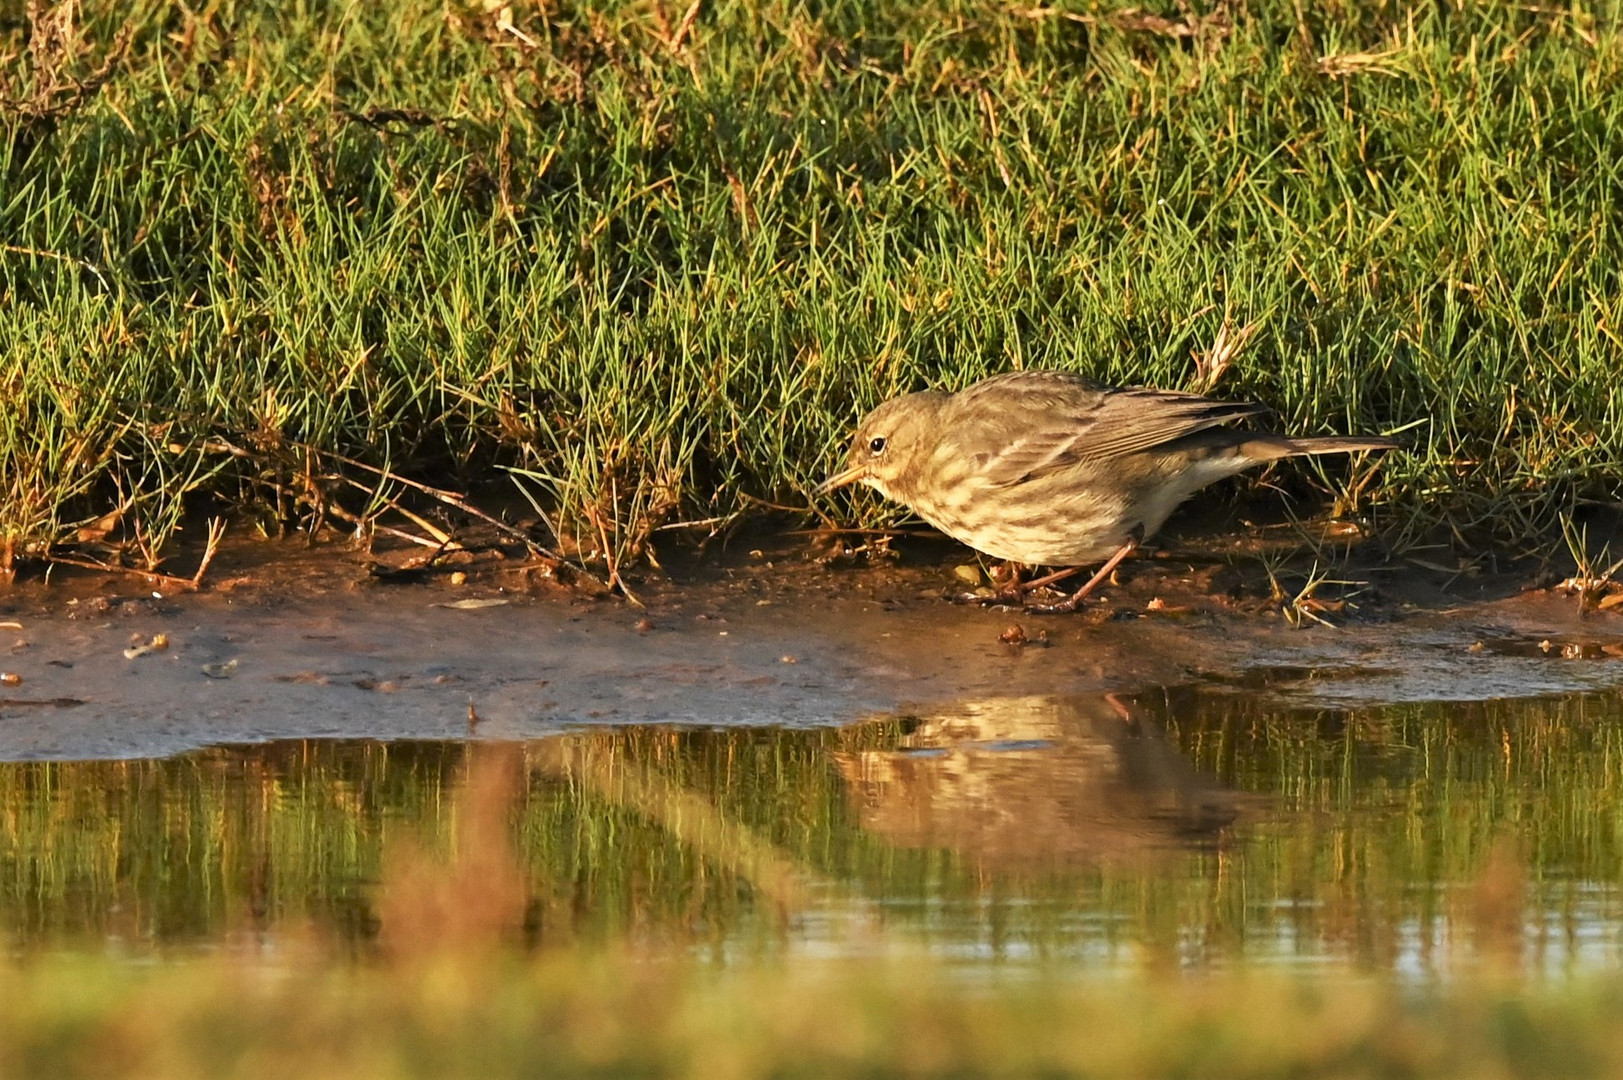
[[2, 687, 1621, 975]]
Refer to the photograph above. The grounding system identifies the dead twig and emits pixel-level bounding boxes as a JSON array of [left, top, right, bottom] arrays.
[[1010, 4, 1227, 39], [291, 444, 564, 562], [190, 518, 227, 587], [1, 1, 133, 135], [325, 500, 451, 551], [581, 497, 642, 607], [1316, 45, 1407, 78], [0, 243, 109, 289], [332, 474, 460, 548], [46, 515, 227, 591], [1192, 314, 1260, 394], [46, 555, 207, 592], [341, 107, 451, 133], [668, 0, 702, 51]]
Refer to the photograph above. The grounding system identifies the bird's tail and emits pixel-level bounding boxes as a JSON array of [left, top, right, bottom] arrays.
[[1240, 434, 1400, 460]]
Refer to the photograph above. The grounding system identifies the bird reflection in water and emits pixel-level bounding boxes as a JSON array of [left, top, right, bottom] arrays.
[[835, 693, 1243, 871]]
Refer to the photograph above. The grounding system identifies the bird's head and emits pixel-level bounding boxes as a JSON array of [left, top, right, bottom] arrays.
[[817, 391, 948, 500]]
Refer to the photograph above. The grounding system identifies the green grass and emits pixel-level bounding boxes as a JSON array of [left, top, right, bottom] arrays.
[[4, 0, 1623, 575]]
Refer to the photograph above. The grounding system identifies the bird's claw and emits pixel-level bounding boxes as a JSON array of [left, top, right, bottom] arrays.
[[1021, 594, 1089, 614], [950, 588, 1025, 608], [948, 586, 1089, 612]]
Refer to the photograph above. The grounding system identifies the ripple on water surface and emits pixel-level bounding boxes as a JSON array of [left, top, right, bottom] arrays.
[[2, 684, 1622, 980]]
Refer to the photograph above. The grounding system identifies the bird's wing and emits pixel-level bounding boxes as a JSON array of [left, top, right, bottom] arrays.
[[948, 373, 1269, 487]]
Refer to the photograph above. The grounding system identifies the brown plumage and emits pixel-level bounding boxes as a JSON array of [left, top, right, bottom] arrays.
[[820, 371, 1397, 605]]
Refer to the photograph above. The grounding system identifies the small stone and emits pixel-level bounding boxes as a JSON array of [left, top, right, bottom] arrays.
[[202, 660, 239, 679]]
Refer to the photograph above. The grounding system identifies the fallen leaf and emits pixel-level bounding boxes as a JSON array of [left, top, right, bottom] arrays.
[[123, 633, 170, 660]]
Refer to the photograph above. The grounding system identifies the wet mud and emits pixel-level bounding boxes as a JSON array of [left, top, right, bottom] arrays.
[[1, 534, 1621, 760]]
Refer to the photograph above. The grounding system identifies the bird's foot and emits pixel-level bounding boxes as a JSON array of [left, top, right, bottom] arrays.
[[950, 585, 1026, 607], [946, 560, 1030, 607], [1018, 541, 1139, 615], [1022, 592, 1088, 614]]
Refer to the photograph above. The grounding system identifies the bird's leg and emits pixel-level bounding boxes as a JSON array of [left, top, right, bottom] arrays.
[[1019, 566, 1081, 594], [978, 562, 1081, 605], [956, 561, 1094, 607], [959, 563, 1084, 606], [1027, 540, 1137, 613]]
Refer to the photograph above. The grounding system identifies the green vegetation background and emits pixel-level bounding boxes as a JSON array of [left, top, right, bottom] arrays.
[[4, 0, 1622, 567]]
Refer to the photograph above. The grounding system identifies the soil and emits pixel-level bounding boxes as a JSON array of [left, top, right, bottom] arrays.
[[2, 521, 1622, 761]]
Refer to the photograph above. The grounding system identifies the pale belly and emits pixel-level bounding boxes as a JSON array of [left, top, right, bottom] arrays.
[[921, 513, 1133, 566], [908, 455, 1250, 567], [910, 491, 1136, 566]]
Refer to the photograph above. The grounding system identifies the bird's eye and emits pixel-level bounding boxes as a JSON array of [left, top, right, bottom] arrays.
[[868, 436, 887, 455]]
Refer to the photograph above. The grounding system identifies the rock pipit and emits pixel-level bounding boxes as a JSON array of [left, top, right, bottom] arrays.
[[819, 370, 1398, 609]]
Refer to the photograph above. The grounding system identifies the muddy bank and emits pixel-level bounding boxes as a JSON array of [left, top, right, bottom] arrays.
[[1, 537, 1622, 760]]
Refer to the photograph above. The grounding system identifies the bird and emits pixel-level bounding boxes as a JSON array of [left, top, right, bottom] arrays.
[[818, 370, 1398, 609]]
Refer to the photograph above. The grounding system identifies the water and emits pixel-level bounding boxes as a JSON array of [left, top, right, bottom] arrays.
[[3, 685, 1622, 978]]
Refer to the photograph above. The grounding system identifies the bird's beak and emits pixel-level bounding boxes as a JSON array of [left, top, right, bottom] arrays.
[[816, 464, 868, 494]]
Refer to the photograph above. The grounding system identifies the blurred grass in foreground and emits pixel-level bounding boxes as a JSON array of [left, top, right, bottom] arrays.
[[4, 0, 1623, 577], [7, 951, 1623, 1079]]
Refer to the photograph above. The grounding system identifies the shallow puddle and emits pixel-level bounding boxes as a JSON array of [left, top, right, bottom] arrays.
[[4, 685, 1621, 979]]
